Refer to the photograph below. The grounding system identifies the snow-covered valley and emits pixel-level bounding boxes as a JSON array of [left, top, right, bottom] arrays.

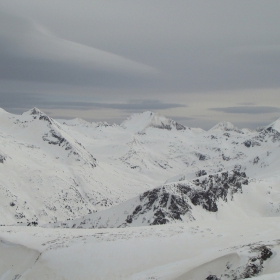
[[1, 108, 280, 279]]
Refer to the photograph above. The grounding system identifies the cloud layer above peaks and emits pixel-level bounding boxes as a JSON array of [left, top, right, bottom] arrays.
[[0, 11, 158, 88]]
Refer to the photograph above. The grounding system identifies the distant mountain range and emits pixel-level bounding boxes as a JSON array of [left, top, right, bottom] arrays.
[[0, 107, 280, 227]]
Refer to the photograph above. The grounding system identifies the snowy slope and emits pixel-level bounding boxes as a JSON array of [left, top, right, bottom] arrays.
[[266, 118, 280, 132], [50, 169, 280, 229], [1, 107, 280, 279], [0, 109, 153, 225], [1, 218, 280, 279]]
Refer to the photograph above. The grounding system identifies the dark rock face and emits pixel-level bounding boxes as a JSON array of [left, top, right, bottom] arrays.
[[222, 154, 230, 161], [196, 170, 207, 177], [29, 108, 40, 115], [42, 129, 96, 167], [243, 140, 261, 148], [175, 122, 186, 130], [29, 108, 53, 125], [255, 126, 280, 143], [206, 245, 273, 280], [43, 129, 69, 148], [152, 123, 172, 130], [151, 120, 186, 131], [259, 245, 273, 261], [0, 154, 6, 163], [205, 276, 220, 280], [125, 170, 248, 226], [199, 154, 207, 161], [253, 156, 260, 164], [196, 153, 210, 161], [39, 115, 53, 125], [239, 246, 273, 279], [190, 171, 247, 212], [124, 186, 193, 226]]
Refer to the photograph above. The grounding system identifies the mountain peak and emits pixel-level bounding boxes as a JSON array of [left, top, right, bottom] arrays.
[[23, 107, 45, 116], [121, 111, 186, 133], [22, 107, 54, 124], [210, 121, 235, 131], [209, 121, 244, 134]]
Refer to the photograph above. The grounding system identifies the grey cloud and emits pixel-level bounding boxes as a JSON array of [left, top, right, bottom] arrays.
[[42, 99, 186, 111], [1, 2, 280, 93], [226, 45, 280, 66], [0, 11, 158, 88], [0, 92, 44, 113], [210, 106, 280, 114], [168, 116, 194, 122], [237, 102, 255, 106], [0, 92, 185, 113]]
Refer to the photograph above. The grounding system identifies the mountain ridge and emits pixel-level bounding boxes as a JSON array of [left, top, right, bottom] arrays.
[[0, 107, 280, 226]]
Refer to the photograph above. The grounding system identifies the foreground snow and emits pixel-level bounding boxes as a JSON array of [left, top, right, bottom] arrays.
[[1, 217, 280, 279]]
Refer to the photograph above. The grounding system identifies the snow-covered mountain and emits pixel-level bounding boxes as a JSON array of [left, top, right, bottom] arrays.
[[121, 111, 186, 133], [1, 108, 280, 226], [1, 108, 280, 279]]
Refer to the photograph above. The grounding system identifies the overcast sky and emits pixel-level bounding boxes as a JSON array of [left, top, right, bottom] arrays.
[[1, 0, 280, 129]]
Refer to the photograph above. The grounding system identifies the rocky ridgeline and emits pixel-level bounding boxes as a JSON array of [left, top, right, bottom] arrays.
[[243, 126, 280, 148], [42, 128, 96, 167], [27, 108, 97, 167], [127, 170, 248, 225], [0, 154, 6, 163], [29, 107, 53, 125], [52, 170, 248, 229], [257, 126, 280, 142], [150, 120, 186, 131]]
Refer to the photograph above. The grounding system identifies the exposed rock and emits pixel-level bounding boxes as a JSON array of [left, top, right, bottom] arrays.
[[205, 245, 273, 280], [196, 170, 207, 177], [205, 276, 220, 280], [195, 153, 210, 161], [255, 126, 280, 143], [222, 154, 230, 161], [239, 246, 273, 279], [42, 129, 96, 167], [190, 170, 247, 212], [243, 140, 261, 148], [253, 156, 260, 165], [0, 154, 6, 163]]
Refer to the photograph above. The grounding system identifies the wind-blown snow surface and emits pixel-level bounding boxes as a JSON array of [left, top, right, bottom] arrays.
[[1, 218, 280, 279], [1, 108, 280, 279]]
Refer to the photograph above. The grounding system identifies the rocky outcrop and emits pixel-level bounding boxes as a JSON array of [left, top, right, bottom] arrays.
[[243, 140, 261, 148], [122, 170, 248, 225], [205, 245, 273, 280], [0, 154, 6, 163], [256, 126, 280, 142], [189, 170, 247, 211], [51, 170, 249, 229]]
